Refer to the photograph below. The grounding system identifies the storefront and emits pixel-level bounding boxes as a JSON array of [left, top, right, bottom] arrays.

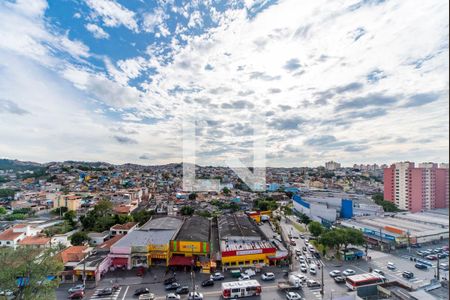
[[221, 247, 277, 270], [148, 244, 170, 266]]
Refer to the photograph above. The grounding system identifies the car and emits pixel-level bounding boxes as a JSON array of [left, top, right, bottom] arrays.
[[210, 272, 225, 281], [300, 234, 305, 239], [261, 272, 275, 281], [300, 264, 308, 273], [306, 279, 321, 288], [96, 288, 113, 296], [187, 292, 204, 300], [334, 276, 345, 284], [295, 249, 302, 255], [402, 271, 414, 279], [309, 266, 317, 275], [313, 252, 321, 259], [302, 246, 307, 251], [342, 269, 356, 276], [438, 253, 448, 259], [416, 250, 427, 256], [290, 240, 296, 246], [305, 238, 309, 243], [411, 243, 421, 248], [434, 248, 443, 254], [439, 263, 449, 271], [426, 255, 438, 260], [165, 282, 181, 291], [387, 262, 396, 270], [164, 277, 177, 285], [298, 256, 306, 262], [68, 285, 85, 293], [175, 286, 190, 295], [415, 263, 428, 270], [138, 294, 155, 300], [286, 291, 302, 300], [329, 270, 341, 277], [239, 274, 251, 281], [68, 291, 84, 299], [373, 269, 385, 276], [165, 293, 180, 300], [134, 288, 150, 296], [201, 279, 214, 287]]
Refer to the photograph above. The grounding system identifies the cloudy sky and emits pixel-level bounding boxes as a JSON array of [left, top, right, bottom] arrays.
[[0, 0, 448, 167]]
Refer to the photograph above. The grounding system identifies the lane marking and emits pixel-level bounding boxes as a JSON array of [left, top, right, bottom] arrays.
[[121, 286, 129, 300]]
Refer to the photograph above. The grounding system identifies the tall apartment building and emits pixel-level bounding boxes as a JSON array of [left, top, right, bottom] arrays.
[[384, 162, 449, 212], [325, 161, 341, 171]]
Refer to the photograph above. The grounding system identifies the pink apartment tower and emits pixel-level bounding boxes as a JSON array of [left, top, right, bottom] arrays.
[[384, 162, 449, 212]]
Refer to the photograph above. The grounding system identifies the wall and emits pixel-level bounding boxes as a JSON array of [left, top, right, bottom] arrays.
[[435, 168, 449, 208], [383, 167, 395, 202], [409, 169, 423, 212]]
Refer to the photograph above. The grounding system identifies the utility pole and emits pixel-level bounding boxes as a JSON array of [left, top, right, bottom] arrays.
[[320, 260, 324, 296], [436, 255, 440, 281]]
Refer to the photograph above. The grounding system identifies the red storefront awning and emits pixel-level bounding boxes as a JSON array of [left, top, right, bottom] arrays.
[[169, 256, 194, 266]]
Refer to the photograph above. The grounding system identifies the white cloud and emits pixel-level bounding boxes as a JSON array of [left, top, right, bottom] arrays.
[[85, 0, 138, 32], [85, 23, 110, 39]]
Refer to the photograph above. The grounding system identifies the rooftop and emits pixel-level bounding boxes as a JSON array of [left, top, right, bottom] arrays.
[[96, 235, 124, 251], [175, 216, 210, 242], [218, 213, 262, 240], [110, 222, 137, 231], [141, 216, 183, 231], [58, 246, 89, 263], [18, 236, 50, 245], [0, 228, 24, 241], [112, 228, 177, 248]]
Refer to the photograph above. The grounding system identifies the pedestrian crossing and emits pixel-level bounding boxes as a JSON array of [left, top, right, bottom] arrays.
[[89, 287, 121, 300]]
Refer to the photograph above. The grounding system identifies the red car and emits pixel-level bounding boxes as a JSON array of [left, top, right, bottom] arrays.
[[136, 267, 146, 276], [68, 290, 84, 299]]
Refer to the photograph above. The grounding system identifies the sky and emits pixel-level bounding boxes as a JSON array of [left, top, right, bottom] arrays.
[[0, 0, 448, 167]]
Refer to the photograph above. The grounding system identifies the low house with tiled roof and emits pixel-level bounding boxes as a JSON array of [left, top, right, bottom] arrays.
[[18, 235, 51, 248], [0, 224, 41, 249], [110, 222, 138, 236], [56, 245, 91, 282], [95, 234, 124, 253]]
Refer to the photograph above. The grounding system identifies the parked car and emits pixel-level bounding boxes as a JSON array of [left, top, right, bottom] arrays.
[[97, 288, 113, 296], [239, 274, 251, 281], [298, 256, 306, 263], [68, 285, 85, 294], [373, 269, 385, 276], [300, 264, 308, 273], [210, 272, 225, 281], [138, 293, 155, 300], [402, 271, 414, 279], [175, 286, 189, 295], [313, 252, 321, 259], [302, 246, 307, 251], [187, 292, 203, 300], [439, 263, 449, 271], [201, 279, 214, 287], [163, 277, 177, 285], [165, 283, 181, 291], [416, 250, 427, 257], [300, 235, 305, 239], [134, 288, 150, 296], [334, 276, 345, 284], [136, 267, 146, 276], [438, 253, 448, 259], [68, 291, 84, 299], [387, 262, 396, 270], [329, 270, 341, 277], [261, 272, 275, 281], [286, 291, 302, 300], [295, 249, 302, 255], [415, 263, 428, 270], [426, 255, 438, 260], [165, 293, 180, 300], [342, 269, 356, 276], [309, 265, 317, 275], [306, 280, 321, 288]]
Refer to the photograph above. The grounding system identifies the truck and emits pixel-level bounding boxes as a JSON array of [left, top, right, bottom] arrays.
[[277, 274, 304, 291]]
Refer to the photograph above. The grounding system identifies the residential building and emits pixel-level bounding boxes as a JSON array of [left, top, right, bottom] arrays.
[[87, 231, 110, 245], [110, 222, 138, 236], [53, 194, 82, 211], [0, 224, 41, 249], [325, 161, 341, 171], [384, 162, 449, 212], [57, 245, 91, 283]]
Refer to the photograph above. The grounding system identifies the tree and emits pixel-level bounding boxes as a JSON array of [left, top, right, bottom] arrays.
[[0, 206, 7, 215], [342, 228, 365, 251], [308, 221, 324, 237], [131, 210, 154, 225], [180, 206, 194, 216], [114, 214, 134, 224], [222, 187, 231, 196], [298, 213, 311, 225], [94, 199, 113, 216], [0, 247, 63, 300], [70, 232, 89, 246], [51, 207, 68, 216], [63, 211, 76, 227]]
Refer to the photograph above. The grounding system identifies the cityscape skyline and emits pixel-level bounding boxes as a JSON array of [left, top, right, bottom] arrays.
[[0, 0, 449, 167]]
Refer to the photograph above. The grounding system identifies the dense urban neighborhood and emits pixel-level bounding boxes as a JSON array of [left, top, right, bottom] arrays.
[[0, 159, 448, 300]]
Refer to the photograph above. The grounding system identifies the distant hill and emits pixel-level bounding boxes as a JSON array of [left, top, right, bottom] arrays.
[[0, 159, 43, 171]]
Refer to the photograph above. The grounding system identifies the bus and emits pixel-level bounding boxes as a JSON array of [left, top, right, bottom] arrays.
[[221, 280, 262, 299], [345, 273, 385, 291]]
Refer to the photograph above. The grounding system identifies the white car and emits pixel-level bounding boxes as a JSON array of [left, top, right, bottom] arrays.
[[68, 284, 85, 293], [298, 256, 306, 262], [329, 270, 341, 277], [387, 262, 396, 270], [239, 274, 251, 281], [309, 266, 317, 275], [187, 292, 204, 300], [166, 293, 181, 300], [210, 272, 225, 281], [342, 269, 356, 276], [286, 291, 302, 300], [261, 272, 275, 281], [373, 269, 384, 276]]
